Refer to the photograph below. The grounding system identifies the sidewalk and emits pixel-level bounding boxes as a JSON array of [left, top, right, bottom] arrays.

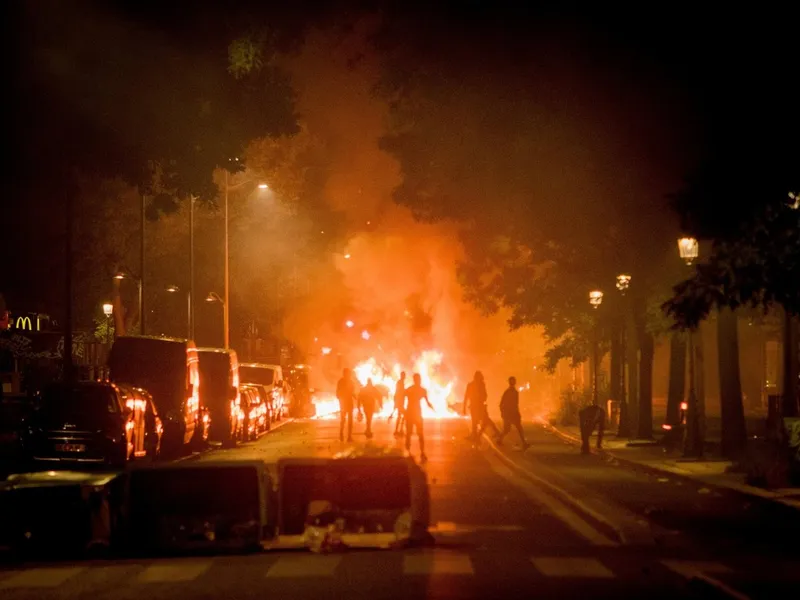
[[538, 419, 800, 512]]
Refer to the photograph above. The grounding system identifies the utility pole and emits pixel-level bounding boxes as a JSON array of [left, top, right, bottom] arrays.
[[140, 192, 146, 335], [64, 185, 74, 382]]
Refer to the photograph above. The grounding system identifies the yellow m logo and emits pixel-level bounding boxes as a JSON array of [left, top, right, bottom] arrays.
[[15, 316, 33, 331]]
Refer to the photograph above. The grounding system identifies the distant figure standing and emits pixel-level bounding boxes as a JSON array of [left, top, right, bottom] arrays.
[[464, 371, 499, 441], [358, 378, 383, 439], [336, 368, 356, 442], [496, 376, 529, 449], [579, 404, 606, 454], [405, 373, 435, 462], [392, 371, 407, 437]]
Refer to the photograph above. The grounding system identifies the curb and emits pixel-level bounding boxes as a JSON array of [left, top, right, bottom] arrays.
[[175, 418, 297, 462], [540, 420, 800, 513], [482, 433, 627, 545]]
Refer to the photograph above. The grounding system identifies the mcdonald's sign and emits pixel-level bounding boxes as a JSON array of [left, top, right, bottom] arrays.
[[15, 316, 33, 331]]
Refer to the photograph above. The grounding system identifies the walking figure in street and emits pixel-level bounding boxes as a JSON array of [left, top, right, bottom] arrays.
[[579, 404, 606, 454], [496, 376, 530, 450], [336, 368, 356, 442], [405, 373, 435, 462], [392, 371, 407, 437], [358, 378, 383, 439], [464, 371, 499, 442]]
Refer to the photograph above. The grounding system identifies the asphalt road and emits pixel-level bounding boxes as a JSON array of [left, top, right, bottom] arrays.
[[0, 415, 796, 599]]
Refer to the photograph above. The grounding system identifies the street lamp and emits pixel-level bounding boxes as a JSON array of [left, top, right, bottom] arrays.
[[114, 272, 143, 335], [102, 303, 113, 345], [677, 237, 699, 265], [166, 285, 191, 339], [589, 290, 603, 406], [223, 170, 268, 349], [615, 274, 631, 437], [678, 236, 703, 458]]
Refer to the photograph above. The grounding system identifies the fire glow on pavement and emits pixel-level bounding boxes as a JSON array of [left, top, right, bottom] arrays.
[[312, 350, 460, 420]]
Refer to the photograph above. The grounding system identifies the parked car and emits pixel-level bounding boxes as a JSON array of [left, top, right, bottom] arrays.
[[239, 363, 287, 420], [239, 385, 268, 441], [108, 336, 201, 458], [117, 385, 163, 461], [21, 381, 135, 468], [197, 348, 241, 447]]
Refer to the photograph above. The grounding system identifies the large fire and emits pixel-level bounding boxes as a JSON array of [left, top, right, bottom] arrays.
[[312, 350, 461, 420]]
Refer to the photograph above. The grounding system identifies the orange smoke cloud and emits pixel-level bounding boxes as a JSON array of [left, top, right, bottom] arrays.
[[278, 20, 549, 416]]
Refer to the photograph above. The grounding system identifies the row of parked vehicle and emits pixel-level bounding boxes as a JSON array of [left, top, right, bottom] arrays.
[[5, 335, 302, 470]]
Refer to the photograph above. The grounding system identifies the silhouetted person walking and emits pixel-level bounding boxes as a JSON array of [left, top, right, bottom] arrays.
[[579, 404, 606, 454], [405, 373, 435, 462], [336, 368, 356, 442], [496, 376, 529, 449], [358, 378, 383, 439], [392, 371, 407, 437], [464, 371, 499, 441]]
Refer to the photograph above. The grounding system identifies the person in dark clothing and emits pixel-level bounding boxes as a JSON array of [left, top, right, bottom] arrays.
[[405, 373, 435, 462], [496, 376, 529, 449], [463, 371, 499, 441], [579, 404, 606, 454], [336, 368, 356, 442], [392, 371, 406, 437], [358, 378, 383, 439]]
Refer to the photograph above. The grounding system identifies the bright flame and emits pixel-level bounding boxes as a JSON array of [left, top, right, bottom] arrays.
[[311, 349, 461, 421]]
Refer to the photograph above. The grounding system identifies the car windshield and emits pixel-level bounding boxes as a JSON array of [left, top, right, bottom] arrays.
[[40, 385, 119, 416], [239, 366, 275, 386]]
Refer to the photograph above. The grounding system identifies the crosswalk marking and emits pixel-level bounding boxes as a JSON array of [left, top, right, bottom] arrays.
[[404, 551, 474, 575], [531, 557, 615, 579], [137, 559, 213, 583], [0, 566, 85, 588], [266, 555, 342, 578]]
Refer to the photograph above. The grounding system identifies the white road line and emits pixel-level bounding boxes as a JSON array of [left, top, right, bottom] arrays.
[[531, 557, 615, 579], [0, 566, 85, 588], [661, 560, 749, 600], [404, 551, 474, 576], [137, 559, 213, 583], [485, 451, 618, 547], [266, 555, 342, 578]]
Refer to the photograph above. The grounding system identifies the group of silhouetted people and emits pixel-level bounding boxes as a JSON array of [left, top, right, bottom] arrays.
[[464, 371, 530, 450], [336, 368, 434, 462]]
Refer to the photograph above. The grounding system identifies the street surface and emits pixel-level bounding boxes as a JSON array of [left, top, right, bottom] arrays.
[[0, 416, 798, 599]]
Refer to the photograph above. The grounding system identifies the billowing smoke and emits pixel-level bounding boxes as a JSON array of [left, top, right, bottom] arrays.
[[278, 22, 548, 415]]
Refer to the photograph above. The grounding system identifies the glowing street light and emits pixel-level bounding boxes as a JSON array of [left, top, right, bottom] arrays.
[[677, 237, 699, 266], [615, 274, 632, 437], [615, 274, 631, 294], [589, 290, 604, 309], [678, 236, 702, 458], [344, 253, 351, 259], [345, 320, 354, 328], [102, 302, 113, 345], [321, 347, 332, 355], [588, 289, 603, 406], [222, 171, 269, 349], [361, 330, 370, 340]]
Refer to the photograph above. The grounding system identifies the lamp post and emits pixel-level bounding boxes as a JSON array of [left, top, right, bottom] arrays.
[[678, 236, 703, 458], [615, 274, 631, 436], [589, 290, 604, 406], [167, 285, 191, 339], [114, 272, 143, 335], [102, 303, 113, 345], [206, 292, 224, 346], [223, 169, 268, 349]]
